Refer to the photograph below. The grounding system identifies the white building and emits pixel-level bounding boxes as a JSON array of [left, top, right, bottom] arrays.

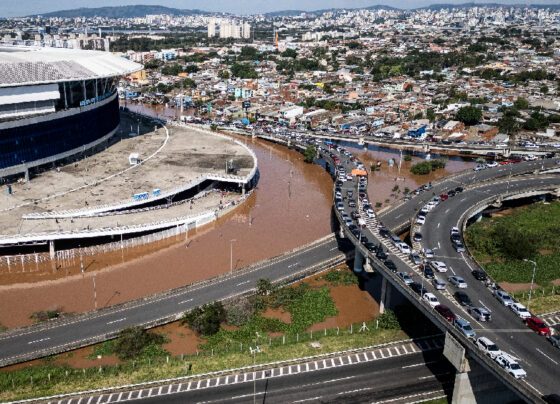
[[208, 19, 216, 38]]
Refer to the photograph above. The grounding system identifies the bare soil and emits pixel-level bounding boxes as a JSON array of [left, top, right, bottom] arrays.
[[499, 282, 541, 293]]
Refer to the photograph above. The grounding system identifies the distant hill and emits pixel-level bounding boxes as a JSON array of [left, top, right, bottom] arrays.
[[33, 5, 209, 18], [265, 5, 399, 16], [420, 3, 560, 10]]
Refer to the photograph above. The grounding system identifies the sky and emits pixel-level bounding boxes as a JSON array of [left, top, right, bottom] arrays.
[[1, 0, 558, 17]]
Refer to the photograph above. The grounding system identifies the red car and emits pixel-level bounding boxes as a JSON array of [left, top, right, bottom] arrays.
[[510, 157, 522, 163], [499, 160, 511, 165], [440, 193, 449, 201], [435, 305, 456, 322], [526, 317, 551, 336]]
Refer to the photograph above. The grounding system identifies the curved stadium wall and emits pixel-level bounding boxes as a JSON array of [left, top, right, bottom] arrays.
[[0, 93, 120, 172]]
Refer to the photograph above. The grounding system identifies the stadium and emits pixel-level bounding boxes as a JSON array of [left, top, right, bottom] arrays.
[[0, 46, 142, 179]]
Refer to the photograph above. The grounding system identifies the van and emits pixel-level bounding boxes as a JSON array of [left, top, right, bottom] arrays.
[[476, 337, 501, 359], [357, 218, 366, 229]]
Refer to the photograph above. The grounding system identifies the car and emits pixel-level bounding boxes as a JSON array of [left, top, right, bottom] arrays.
[[351, 211, 361, 220], [510, 302, 531, 319], [499, 160, 511, 165], [409, 252, 422, 266], [450, 226, 460, 236], [454, 318, 476, 339], [454, 291, 472, 306], [413, 232, 423, 242], [455, 186, 464, 193], [549, 334, 560, 349], [391, 235, 402, 247], [422, 248, 434, 259], [432, 278, 446, 290], [348, 199, 356, 208], [384, 259, 397, 272], [525, 317, 551, 336], [364, 242, 377, 252], [476, 337, 501, 359], [435, 305, 456, 322], [410, 282, 426, 296], [429, 261, 448, 273], [473, 164, 486, 171], [440, 193, 449, 201], [423, 265, 435, 279], [448, 276, 467, 288], [366, 209, 375, 218], [336, 202, 344, 211], [468, 306, 492, 322], [397, 272, 413, 285], [486, 161, 498, 168], [420, 206, 430, 215], [379, 228, 390, 238], [447, 190, 456, 197], [494, 289, 513, 307], [495, 353, 526, 379], [452, 239, 466, 253], [397, 243, 411, 254], [423, 292, 440, 308], [471, 270, 487, 281], [376, 249, 388, 260], [416, 215, 426, 225]]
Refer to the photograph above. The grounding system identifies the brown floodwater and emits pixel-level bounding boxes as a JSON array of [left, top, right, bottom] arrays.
[[0, 110, 476, 329]]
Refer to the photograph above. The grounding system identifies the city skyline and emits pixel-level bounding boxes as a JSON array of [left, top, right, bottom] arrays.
[[1, 0, 558, 18]]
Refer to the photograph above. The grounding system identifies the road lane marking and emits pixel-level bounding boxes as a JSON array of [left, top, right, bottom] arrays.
[[437, 223, 440, 228], [293, 397, 322, 403], [449, 266, 455, 275], [178, 298, 193, 305], [106, 318, 126, 325], [536, 348, 558, 365], [402, 360, 438, 369], [236, 280, 250, 286], [287, 262, 299, 268], [27, 337, 51, 345]]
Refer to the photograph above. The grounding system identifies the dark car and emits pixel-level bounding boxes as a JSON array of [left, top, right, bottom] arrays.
[[472, 270, 488, 281], [455, 186, 464, 193], [379, 228, 391, 238], [413, 232, 423, 242], [410, 282, 426, 295], [384, 259, 397, 272], [376, 249, 388, 260], [435, 305, 456, 322], [454, 291, 472, 306], [423, 265, 435, 279], [447, 190, 456, 197], [364, 242, 377, 252]]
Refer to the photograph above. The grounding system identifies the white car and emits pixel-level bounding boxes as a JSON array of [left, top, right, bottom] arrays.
[[398, 243, 411, 254], [448, 275, 467, 288], [366, 209, 375, 218], [422, 248, 434, 259], [397, 272, 413, 285], [495, 353, 526, 379], [486, 161, 498, 168], [476, 337, 501, 359], [510, 302, 531, 319], [494, 289, 514, 307], [430, 261, 448, 273], [423, 292, 440, 308], [416, 215, 426, 225]]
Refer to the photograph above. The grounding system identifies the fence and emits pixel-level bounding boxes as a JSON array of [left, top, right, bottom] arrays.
[[0, 190, 253, 274]]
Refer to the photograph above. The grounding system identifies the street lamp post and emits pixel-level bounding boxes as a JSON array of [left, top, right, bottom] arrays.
[[523, 259, 537, 311], [230, 239, 237, 274]]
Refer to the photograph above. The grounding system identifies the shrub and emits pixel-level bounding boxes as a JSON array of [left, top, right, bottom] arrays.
[[410, 159, 446, 175], [404, 154, 412, 161], [226, 300, 254, 327], [303, 146, 317, 163], [112, 326, 165, 360], [182, 302, 227, 336], [377, 310, 400, 329]]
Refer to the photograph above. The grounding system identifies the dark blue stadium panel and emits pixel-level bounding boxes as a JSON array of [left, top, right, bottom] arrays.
[[0, 96, 119, 169]]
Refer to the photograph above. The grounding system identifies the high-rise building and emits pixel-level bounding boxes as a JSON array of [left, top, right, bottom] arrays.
[[242, 22, 251, 39], [208, 19, 216, 38]]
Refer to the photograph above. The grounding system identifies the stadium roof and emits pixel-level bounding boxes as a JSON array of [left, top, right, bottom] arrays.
[[0, 46, 142, 88]]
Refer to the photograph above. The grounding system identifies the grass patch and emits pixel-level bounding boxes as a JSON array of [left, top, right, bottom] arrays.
[[322, 267, 359, 286], [512, 289, 560, 315], [465, 202, 560, 286], [0, 326, 407, 402]]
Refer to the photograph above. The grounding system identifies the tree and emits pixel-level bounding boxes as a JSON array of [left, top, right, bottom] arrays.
[[303, 145, 317, 163], [281, 48, 297, 58], [256, 278, 275, 296], [456, 106, 482, 126], [221, 70, 230, 79], [497, 115, 519, 135], [112, 326, 164, 360], [377, 310, 400, 329], [514, 97, 530, 110], [231, 63, 258, 79], [182, 302, 226, 336], [540, 84, 549, 95], [184, 64, 199, 73], [426, 107, 436, 122]]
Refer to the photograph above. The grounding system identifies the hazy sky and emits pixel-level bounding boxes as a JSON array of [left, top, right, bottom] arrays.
[[1, 0, 557, 17]]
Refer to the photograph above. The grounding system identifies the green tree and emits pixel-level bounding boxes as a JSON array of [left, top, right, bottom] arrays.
[[182, 302, 226, 336], [514, 97, 530, 110], [495, 225, 537, 260], [303, 145, 317, 163], [256, 278, 275, 296], [540, 84, 549, 95], [281, 48, 297, 58], [377, 310, 400, 329], [112, 326, 165, 360], [426, 107, 436, 122], [231, 63, 258, 79], [221, 70, 230, 79], [184, 64, 199, 73], [161, 63, 183, 76], [497, 115, 519, 135], [456, 106, 482, 126]]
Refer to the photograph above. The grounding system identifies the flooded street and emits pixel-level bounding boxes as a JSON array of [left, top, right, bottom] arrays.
[[0, 112, 476, 328]]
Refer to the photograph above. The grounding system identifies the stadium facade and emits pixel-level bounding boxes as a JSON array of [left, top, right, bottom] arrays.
[[0, 46, 142, 178]]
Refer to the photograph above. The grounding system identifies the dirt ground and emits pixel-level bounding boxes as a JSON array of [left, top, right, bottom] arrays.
[[499, 282, 542, 293]]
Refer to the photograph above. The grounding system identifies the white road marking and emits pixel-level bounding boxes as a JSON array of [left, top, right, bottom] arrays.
[[536, 348, 558, 365], [437, 222, 440, 228], [293, 397, 322, 403], [27, 337, 51, 344], [402, 360, 438, 369], [329, 247, 339, 251], [437, 242, 441, 249], [106, 318, 126, 325], [522, 380, 543, 396], [178, 298, 193, 305], [449, 266, 455, 275], [371, 390, 446, 404], [287, 262, 299, 268], [236, 280, 250, 286]]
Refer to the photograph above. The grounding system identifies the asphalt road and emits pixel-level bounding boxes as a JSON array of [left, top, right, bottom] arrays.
[[132, 350, 454, 404], [378, 157, 560, 232], [329, 141, 560, 397], [417, 176, 560, 396], [0, 236, 350, 365]]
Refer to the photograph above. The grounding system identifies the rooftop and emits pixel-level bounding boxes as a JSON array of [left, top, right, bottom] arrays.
[[0, 46, 142, 88]]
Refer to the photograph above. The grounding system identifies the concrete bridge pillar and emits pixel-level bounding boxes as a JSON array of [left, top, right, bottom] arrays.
[[252, 132, 256, 139], [338, 226, 345, 239], [363, 255, 373, 273], [353, 250, 363, 273], [423, 143, 430, 153], [452, 372, 476, 404], [379, 276, 392, 314], [358, 137, 364, 146], [287, 139, 291, 147], [503, 148, 511, 158], [24, 167, 30, 182], [49, 240, 55, 259]]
